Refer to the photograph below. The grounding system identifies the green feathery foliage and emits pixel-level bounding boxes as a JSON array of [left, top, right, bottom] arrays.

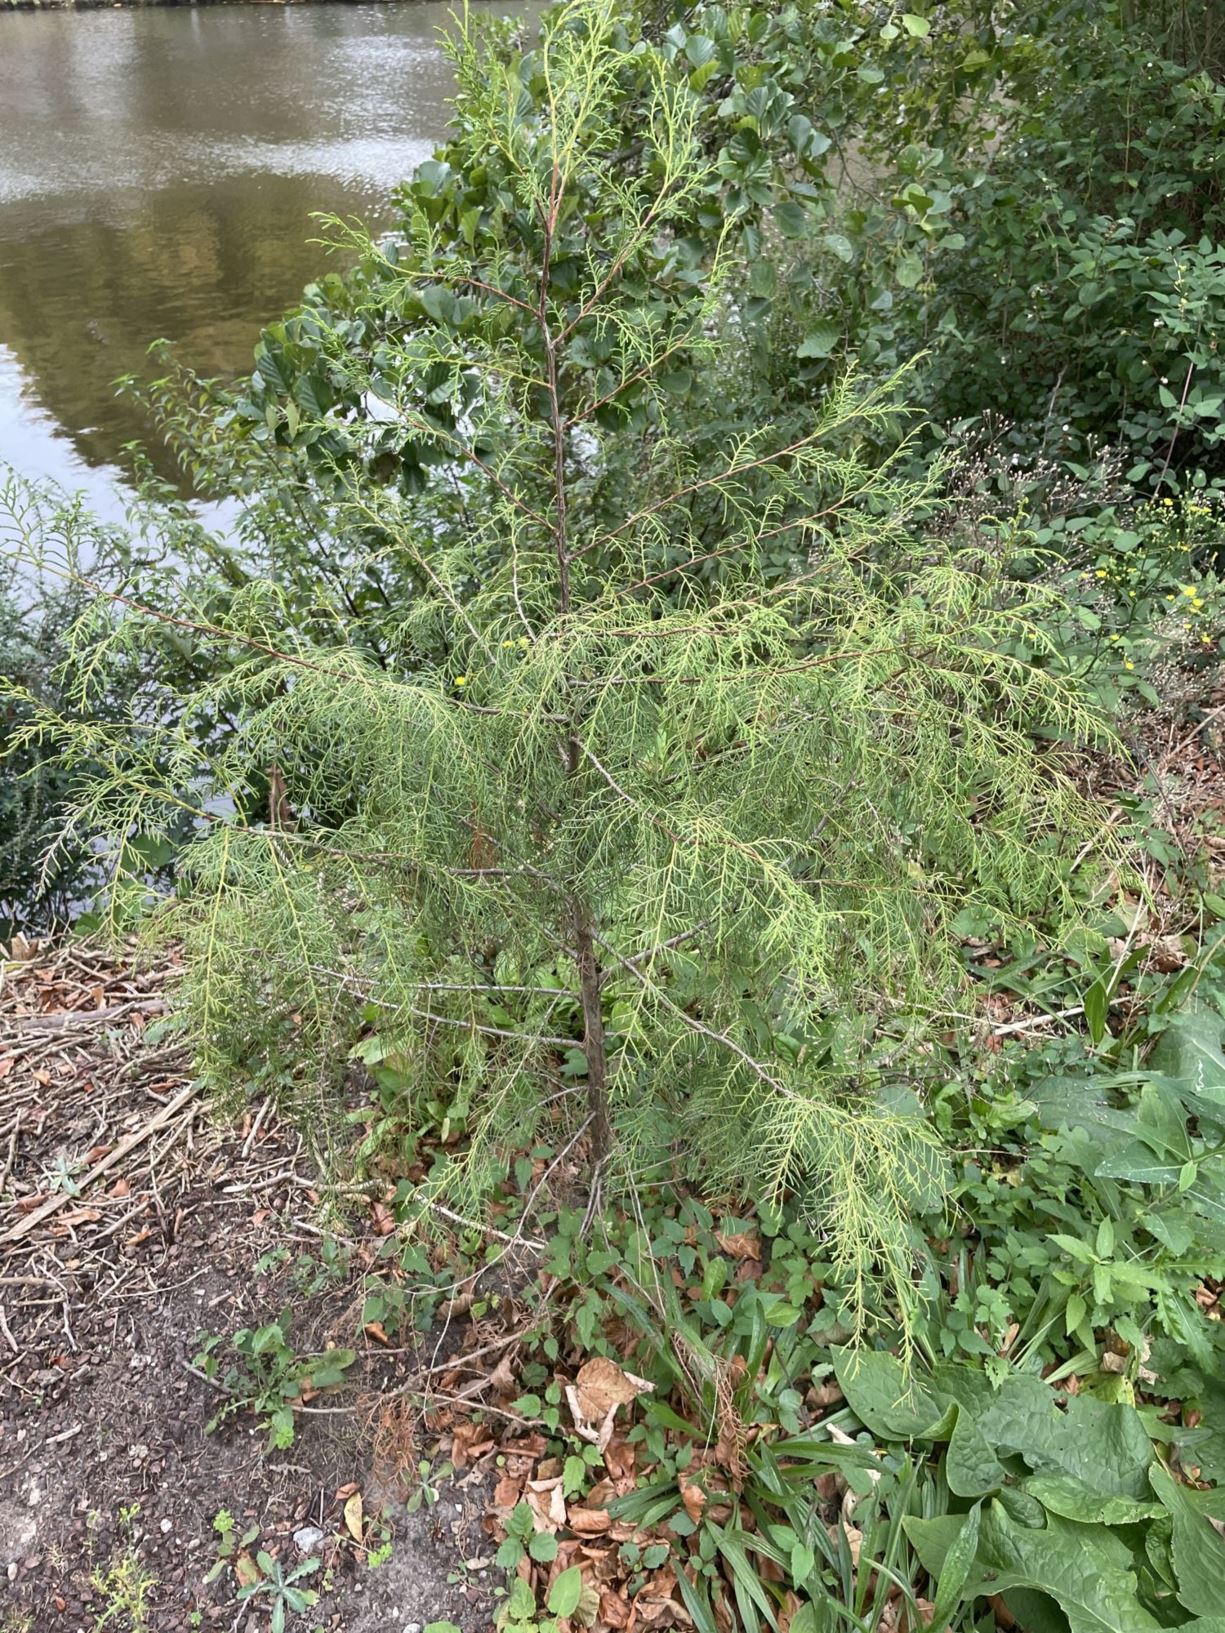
[[1, 0, 1116, 1331]]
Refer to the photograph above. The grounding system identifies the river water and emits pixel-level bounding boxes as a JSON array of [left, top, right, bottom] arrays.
[[0, 2, 511, 518]]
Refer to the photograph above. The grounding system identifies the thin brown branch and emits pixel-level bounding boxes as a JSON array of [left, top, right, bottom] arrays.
[[576, 428, 827, 559]]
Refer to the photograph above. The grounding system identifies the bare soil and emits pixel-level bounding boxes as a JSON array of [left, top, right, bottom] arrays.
[[0, 943, 493, 1633]]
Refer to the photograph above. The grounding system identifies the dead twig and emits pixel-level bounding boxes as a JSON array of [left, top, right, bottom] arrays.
[[0, 1108, 22, 1200]]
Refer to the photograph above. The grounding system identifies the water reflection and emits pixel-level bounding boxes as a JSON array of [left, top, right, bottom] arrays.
[[0, 3, 520, 504]]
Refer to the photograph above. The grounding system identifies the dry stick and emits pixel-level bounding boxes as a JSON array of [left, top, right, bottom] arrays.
[[1167, 701, 1225, 767], [428, 1202, 546, 1253], [0, 1109, 23, 1201], [10, 1000, 169, 1032], [991, 1004, 1085, 1038], [1156, 358, 1196, 494], [0, 1082, 198, 1246]]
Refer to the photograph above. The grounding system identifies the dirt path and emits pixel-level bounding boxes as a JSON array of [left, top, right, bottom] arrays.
[[0, 942, 493, 1632]]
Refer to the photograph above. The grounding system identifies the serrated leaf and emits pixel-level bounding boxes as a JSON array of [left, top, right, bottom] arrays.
[[529, 1530, 559, 1563], [495, 1536, 524, 1569], [508, 1577, 536, 1619], [507, 1500, 536, 1538]]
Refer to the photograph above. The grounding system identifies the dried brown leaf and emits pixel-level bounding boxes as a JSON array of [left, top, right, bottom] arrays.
[[715, 1231, 760, 1262], [678, 1476, 706, 1525], [567, 1507, 612, 1535], [573, 1357, 652, 1419], [599, 1588, 631, 1628]]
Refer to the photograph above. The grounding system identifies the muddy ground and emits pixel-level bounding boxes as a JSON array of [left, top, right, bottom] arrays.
[[0, 943, 494, 1633]]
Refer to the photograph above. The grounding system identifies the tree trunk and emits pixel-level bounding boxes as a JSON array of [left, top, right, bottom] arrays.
[[572, 905, 612, 1165]]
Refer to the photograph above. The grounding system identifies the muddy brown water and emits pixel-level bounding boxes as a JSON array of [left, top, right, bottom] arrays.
[[0, 2, 526, 519]]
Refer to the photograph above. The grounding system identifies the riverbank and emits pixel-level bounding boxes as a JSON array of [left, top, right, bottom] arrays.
[[0, 0, 463, 507]]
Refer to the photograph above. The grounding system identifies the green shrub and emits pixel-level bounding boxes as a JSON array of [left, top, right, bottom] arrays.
[[0, 482, 109, 933], [2, 2, 1116, 1334], [825, 0, 1225, 487], [0, 469, 244, 934]]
